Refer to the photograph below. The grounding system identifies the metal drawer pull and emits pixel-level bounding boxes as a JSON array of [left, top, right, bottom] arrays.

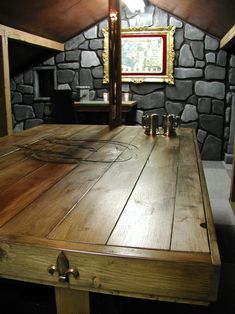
[[48, 251, 79, 283]]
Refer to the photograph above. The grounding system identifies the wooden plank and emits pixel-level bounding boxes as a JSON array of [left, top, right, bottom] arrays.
[[220, 24, 235, 49], [0, 126, 125, 236], [108, 135, 179, 249], [171, 130, 209, 253], [48, 128, 156, 244], [0, 24, 64, 51], [55, 288, 90, 314], [0, 34, 13, 136]]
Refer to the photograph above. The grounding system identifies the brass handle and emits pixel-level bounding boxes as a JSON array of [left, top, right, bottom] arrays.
[[48, 252, 79, 283]]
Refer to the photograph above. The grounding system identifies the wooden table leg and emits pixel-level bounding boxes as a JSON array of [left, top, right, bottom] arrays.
[[55, 287, 90, 314]]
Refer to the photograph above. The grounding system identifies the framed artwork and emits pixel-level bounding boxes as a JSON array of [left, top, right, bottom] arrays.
[[102, 26, 175, 84]]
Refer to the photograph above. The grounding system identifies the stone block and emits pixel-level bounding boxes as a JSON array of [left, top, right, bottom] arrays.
[[33, 103, 45, 118], [84, 26, 97, 39], [25, 119, 43, 130], [230, 55, 235, 67], [174, 68, 203, 78], [65, 34, 85, 50], [197, 129, 207, 143], [190, 41, 204, 60], [130, 83, 164, 95], [92, 66, 104, 79], [205, 65, 226, 80], [205, 35, 219, 50], [206, 53, 216, 63], [229, 68, 235, 85], [196, 60, 205, 68], [133, 91, 164, 110], [65, 51, 80, 61], [89, 39, 103, 50], [181, 104, 198, 122], [24, 70, 33, 84], [81, 51, 100, 67], [165, 101, 183, 115], [98, 19, 108, 37], [153, 7, 168, 26], [225, 107, 231, 124], [201, 135, 222, 160], [14, 104, 35, 121], [79, 41, 89, 50], [188, 95, 197, 105], [55, 52, 65, 63], [169, 17, 183, 28], [13, 122, 24, 133], [185, 24, 204, 40], [12, 92, 23, 104], [174, 29, 184, 50], [23, 95, 34, 105], [179, 44, 195, 67], [43, 57, 55, 66], [212, 100, 224, 115], [57, 70, 75, 83], [217, 50, 227, 66], [17, 85, 33, 94], [79, 69, 93, 88], [199, 114, 224, 137], [195, 81, 225, 99], [198, 98, 211, 113], [58, 63, 79, 69], [166, 80, 193, 100]]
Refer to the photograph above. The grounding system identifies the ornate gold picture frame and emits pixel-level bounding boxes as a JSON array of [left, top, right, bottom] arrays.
[[102, 26, 175, 84]]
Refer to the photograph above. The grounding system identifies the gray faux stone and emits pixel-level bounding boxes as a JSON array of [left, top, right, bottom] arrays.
[[205, 35, 219, 50], [185, 24, 204, 40], [17, 85, 33, 94], [201, 135, 222, 160], [174, 68, 203, 78], [65, 34, 85, 50], [225, 107, 231, 124], [169, 17, 183, 28], [205, 65, 226, 80], [79, 69, 93, 88], [84, 26, 97, 39], [230, 55, 235, 67], [197, 129, 207, 143], [94, 79, 103, 89], [212, 100, 224, 115], [33, 103, 44, 118], [43, 57, 55, 66], [12, 92, 23, 104], [206, 53, 216, 63], [181, 104, 198, 122], [195, 81, 225, 99], [89, 90, 96, 100], [198, 98, 211, 113], [57, 70, 75, 83], [188, 95, 197, 105], [92, 66, 104, 79], [133, 91, 164, 110], [55, 52, 65, 63], [224, 127, 230, 140], [24, 70, 33, 84], [58, 63, 79, 69], [57, 84, 71, 90], [23, 95, 34, 105], [196, 60, 205, 68], [174, 29, 184, 50], [130, 83, 164, 95], [226, 92, 233, 105], [90, 39, 103, 50], [136, 11, 154, 27], [71, 72, 79, 92], [79, 41, 89, 50], [199, 114, 223, 137], [217, 50, 227, 66], [166, 80, 193, 100], [190, 41, 204, 60], [179, 44, 195, 67], [65, 51, 80, 61], [98, 19, 108, 37], [25, 119, 43, 130], [165, 101, 183, 115], [10, 80, 16, 91], [153, 7, 168, 26], [229, 68, 235, 85], [14, 122, 24, 133], [14, 73, 23, 84], [14, 104, 35, 121], [81, 51, 100, 67]]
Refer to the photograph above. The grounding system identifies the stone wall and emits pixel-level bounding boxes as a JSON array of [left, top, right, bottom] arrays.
[[10, 4, 235, 160]]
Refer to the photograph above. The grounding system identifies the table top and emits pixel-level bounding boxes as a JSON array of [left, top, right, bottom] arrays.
[[0, 124, 220, 304], [74, 100, 137, 112]]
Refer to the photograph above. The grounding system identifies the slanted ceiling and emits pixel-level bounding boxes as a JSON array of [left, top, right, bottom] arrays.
[[0, 0, 234, 75]]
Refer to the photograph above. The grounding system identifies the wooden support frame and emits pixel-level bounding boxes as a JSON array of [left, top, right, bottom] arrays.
[[220, 24, 235, 50], [0, 24, 64, 137]]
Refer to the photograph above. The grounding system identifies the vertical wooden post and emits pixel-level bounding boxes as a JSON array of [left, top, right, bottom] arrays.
[[108, 0, 122, 127], [55, 287, 90, 314], [0, 33, 13, 136]]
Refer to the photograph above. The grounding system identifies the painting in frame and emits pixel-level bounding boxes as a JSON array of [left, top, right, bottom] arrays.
[[102, 26, 175, 84]]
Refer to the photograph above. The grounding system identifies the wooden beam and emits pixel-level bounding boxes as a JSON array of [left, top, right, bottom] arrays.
[[0, 33, 13, 136], [108, 0, 122, 127], [0, 24, 64, 51], [220, 24, 235, 50]]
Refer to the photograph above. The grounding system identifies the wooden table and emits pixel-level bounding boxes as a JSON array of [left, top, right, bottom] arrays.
[[0, 124, 220, 313]]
